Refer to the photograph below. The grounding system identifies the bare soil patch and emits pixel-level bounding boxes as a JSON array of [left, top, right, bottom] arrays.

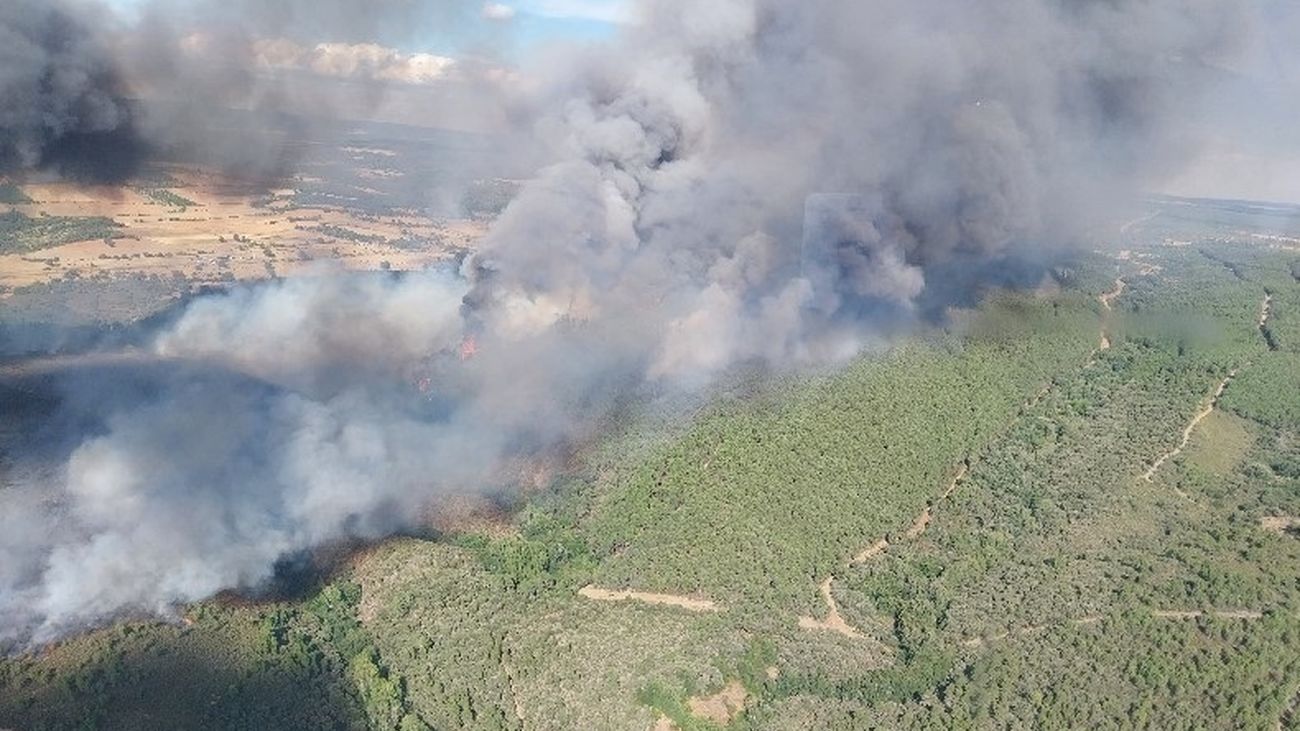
[[577, 586, 719, 613], [687, 681, 748, 726], [1261, 516, 1300, 536]]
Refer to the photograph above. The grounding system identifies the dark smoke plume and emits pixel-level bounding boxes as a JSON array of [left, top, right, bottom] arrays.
[[2, 0, 1295, 646], [0, 0, 505, 184], [0, 0, 145, 182]]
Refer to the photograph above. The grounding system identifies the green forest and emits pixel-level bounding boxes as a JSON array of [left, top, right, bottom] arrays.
[[4, 230, 1300, 730]]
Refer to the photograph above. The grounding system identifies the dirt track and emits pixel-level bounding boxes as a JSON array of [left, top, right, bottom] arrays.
[[849, 464, 970, 567], [1099, 278, 1127, 311], [577, 585, 719, 612], [1152, 609, 1264, 620], [800, 463, 972, 641], [1143, 368, 1239, 483], [798, 577, 866, 639], [1144, 293, 1272, 484]]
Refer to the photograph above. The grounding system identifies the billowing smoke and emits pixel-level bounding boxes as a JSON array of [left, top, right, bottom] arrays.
[[0, 0, 506, 183], [0, 0, 144, 182], [1, 0, 1291, 646]]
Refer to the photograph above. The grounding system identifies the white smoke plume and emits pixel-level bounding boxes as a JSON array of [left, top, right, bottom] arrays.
[[2, 0, 1295, 646]]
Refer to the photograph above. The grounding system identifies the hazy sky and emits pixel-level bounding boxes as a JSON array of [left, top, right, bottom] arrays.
[[103, 0, 632, 54]]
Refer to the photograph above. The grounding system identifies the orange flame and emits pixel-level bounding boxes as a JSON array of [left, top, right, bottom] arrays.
[[459, 335, 479, 361]]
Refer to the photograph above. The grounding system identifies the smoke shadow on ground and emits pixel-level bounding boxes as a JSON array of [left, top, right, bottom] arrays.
[[0, 623, 366, 730]]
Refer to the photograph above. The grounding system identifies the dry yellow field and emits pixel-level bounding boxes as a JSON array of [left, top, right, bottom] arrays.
[[1, 168, 487, 291]]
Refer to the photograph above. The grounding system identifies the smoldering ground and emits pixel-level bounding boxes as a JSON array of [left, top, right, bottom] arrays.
[[3, 0, 1299, 646]]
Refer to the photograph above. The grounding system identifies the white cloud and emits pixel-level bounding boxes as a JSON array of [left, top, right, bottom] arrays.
[[252, 39, 456, 85], [482, 3, 517, 21]]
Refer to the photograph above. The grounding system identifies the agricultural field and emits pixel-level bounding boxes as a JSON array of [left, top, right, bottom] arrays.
[[3, 203, 1300, 730], [0, 118, 510, 323], [0, 121, 512, 357], [0, 171, 484, 293]]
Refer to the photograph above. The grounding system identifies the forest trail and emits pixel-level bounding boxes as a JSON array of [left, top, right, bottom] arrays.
[[808, 288, 1113, 643], [577, 586, 719, 612], [904, 464, 968, 539], [851, 464, 970, 565], [798, 576, 866, 639], [961, 615, 1100, 649], [1099, 278, 1126, 311], [1143, 368, 1239, 484], [853, 539, 889, 564], [802, 464, 970, 639], [1143, 293, 1270, 484], [1097, 277, 1126, 351]]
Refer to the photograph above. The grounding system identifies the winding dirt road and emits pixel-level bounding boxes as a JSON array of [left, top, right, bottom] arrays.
[[800, 463, 972, 640], [1093, 277, 1127, 354], [849, 464, 970, 567], [1143, 368, 1240, 484], [798, 577, 865, 639], [1144, 294, 1272, 484], [1099, 278, 1127, 312]]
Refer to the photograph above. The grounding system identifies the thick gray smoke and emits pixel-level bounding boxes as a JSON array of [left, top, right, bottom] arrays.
[[0, 0, 144, 182], [2, 0, 1291, 646], [0, 0, 504, 182]]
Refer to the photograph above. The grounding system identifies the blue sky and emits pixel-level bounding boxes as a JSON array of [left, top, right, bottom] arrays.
[[104, 0, 631, 55], [508, 2, 629, 47]]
